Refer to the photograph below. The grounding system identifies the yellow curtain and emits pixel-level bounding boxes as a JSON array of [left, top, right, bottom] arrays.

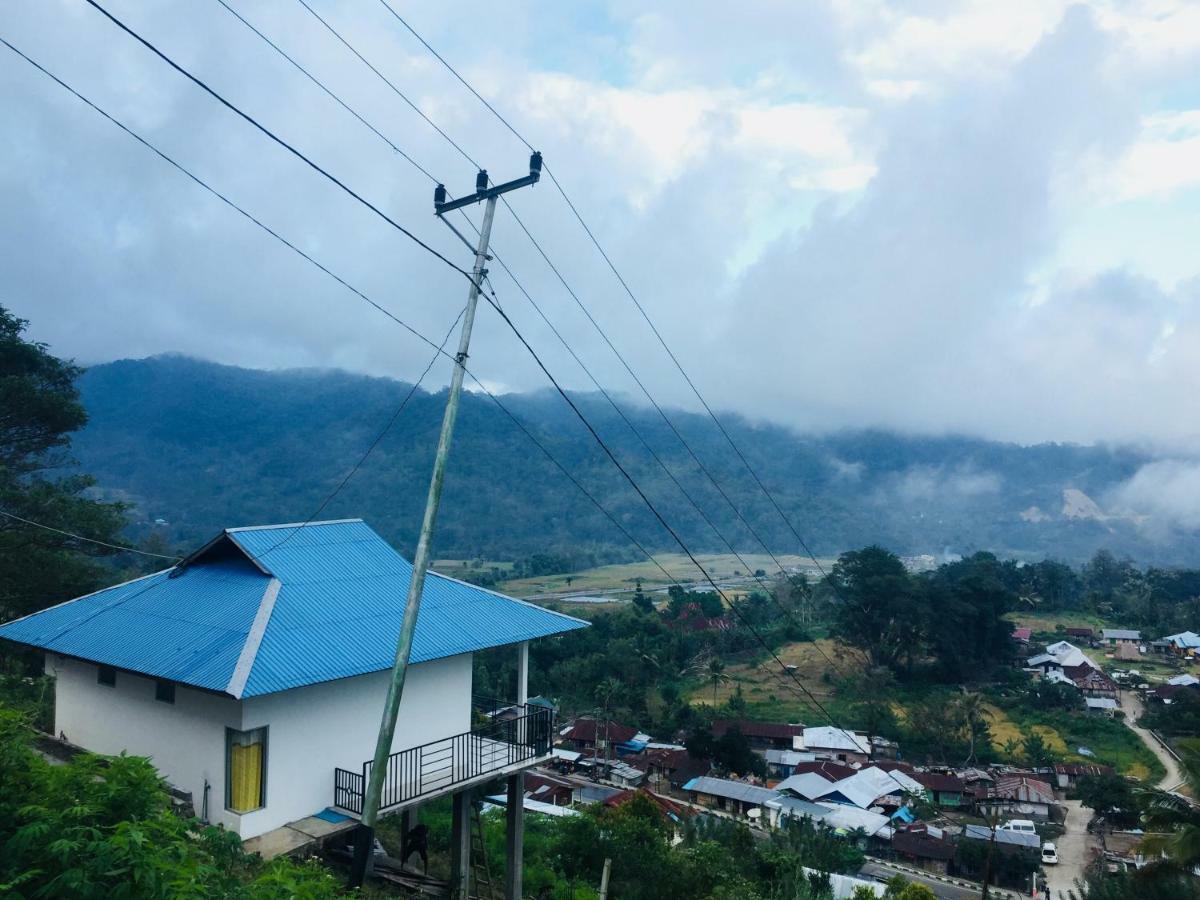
[[230, 741, 263, 812]]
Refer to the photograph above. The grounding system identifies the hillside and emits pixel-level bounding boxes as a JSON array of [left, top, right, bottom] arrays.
[[71, 355, 1184, 565]]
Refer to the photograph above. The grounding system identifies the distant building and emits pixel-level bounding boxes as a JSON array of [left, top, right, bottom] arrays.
[[560, 718, 638, 754], [911, 771, 967, 807], [712, 718, 804, 752], [1102, 629, 1141, 646], [891, 828, 956, 875], [795, 726, 872, 765], [683, 776, 778, 820], [1053, 763, 1114, 789], [1086, 697, 1119, 716], [765, 748, 817, 778]]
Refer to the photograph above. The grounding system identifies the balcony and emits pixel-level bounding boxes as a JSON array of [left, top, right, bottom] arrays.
[[333, 701, 553, 816]]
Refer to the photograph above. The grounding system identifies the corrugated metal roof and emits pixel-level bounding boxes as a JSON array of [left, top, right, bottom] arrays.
[[683, 776, 779, 806], [0, 519, 587, 698]]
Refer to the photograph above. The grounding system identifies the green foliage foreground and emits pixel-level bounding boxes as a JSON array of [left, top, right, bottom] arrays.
[[0, 710, 343, 899]]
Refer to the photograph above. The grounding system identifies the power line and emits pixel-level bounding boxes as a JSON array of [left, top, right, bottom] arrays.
[[272, 0, 847, 675], [293, 0, 480, 172], [0, 510, 181, 560], [10, 26, 891, 790], [245, 306, 466, 564], [479, 280, 924, 778], [295, 3, 854, 676], [0, 35, 718, 635], [206, 4, 839, 691], [83, 0, 468, 280], [375, 4, 842, 591], [2, 36, 459, 368], [214, 0, 438, 184]]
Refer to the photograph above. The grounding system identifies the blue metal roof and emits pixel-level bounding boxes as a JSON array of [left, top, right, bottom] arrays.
[[0, 519, 588, 698]]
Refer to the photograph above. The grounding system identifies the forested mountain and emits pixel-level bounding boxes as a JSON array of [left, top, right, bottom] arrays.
[[73, 355, 1185, 565]]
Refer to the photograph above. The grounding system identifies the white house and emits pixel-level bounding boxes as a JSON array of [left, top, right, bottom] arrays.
[[794, 726, 872, 764], [0, 519, 587, 896]]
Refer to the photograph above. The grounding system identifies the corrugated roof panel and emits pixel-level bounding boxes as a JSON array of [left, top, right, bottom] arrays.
[[0, 519, 587, 698], [2, 560, 268, 692]]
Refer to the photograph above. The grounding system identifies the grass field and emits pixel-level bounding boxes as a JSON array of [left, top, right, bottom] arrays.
[[686, 639, 850, 712], [1004, 610, 1111, 633], [499, 553, 835, 599]]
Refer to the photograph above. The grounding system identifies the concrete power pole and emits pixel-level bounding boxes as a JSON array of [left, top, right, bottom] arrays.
[[350, 154, 543, 888]]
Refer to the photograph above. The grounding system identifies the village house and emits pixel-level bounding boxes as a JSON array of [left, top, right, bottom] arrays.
[[1161, 631, 1200, 657], [891, 827, 956, 875], [683, 776, 778, 821], [644, 747, 712, 791], [1053, 763, 1114, 790], [0, 517, 588, 883], [795, 725, 872, 765], [1086, 697, 1119, 716], [559, 717, 638, 755], [1065, 627, 1095, 643], [1065, 665, 1120, 699], [911, 771, 967, 807], [765, 748, 817, 778], [981, 775, 1058, 821], [1101, 628, 1141, 647], [712, 718, 804, 753]]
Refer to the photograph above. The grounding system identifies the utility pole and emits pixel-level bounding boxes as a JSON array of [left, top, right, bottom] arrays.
[[350, 153, 542, 888]]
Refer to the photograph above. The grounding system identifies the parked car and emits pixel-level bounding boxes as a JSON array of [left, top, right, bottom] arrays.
[[1000, 819, 1037, 834], [1041, 842, 1059, 865]]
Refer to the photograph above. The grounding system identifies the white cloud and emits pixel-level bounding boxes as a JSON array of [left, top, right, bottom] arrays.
[[1110, 459, 1200, 530]]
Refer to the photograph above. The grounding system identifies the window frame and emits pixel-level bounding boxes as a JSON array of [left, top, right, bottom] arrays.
[[97, 665, 116, 687], [154, 680, 175, 704], [225, 726, 268, 814]]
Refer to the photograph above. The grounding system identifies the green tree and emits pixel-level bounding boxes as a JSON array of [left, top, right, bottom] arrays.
[[955, 693, 992, 765], [0, 710, 340, 898], [828, 547, 917, 672], [1023, 730, 1056, 768], [1076, 772, 1139, 829], [0, 308, 131, 625], [705, 657, 729, 707], [1140, 738, 1200, 870]]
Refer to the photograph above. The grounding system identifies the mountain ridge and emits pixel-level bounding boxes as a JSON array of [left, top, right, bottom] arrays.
[[71, 355, 1188, 566]]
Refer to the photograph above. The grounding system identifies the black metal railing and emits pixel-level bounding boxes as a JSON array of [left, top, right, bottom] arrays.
[[333, 705, 553, 815]]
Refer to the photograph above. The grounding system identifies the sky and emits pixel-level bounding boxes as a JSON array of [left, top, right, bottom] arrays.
[[4, 0, 1200, 459]]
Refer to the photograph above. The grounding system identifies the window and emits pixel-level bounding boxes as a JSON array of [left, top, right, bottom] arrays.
[[226, 727, 267, 813], [155, 681, 175, 704], [97, 665, 116, 687]]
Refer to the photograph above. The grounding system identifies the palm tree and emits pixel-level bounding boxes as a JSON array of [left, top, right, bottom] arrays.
[[1140, 738, 1200, 870], [706, 657, 730, 707], [955, 693, 991, 765]]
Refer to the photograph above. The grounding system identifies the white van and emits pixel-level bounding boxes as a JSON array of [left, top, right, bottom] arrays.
[[999, 819, 1037, 834], [1041, 842, 1059, 865]]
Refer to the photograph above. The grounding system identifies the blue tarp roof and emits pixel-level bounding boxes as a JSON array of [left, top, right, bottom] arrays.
[[0, 519, 587, 698]]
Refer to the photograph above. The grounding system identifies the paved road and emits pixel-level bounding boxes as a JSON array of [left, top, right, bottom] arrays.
[[1044, 799, 1096, 900], [859, 861, 988, 900], [1120, 691, 1185, 791]]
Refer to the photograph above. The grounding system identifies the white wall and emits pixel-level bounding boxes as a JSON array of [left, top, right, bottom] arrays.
[[50, 651, 474, 839], [49, 654, 242, 831], [237, 652, 473, 838]]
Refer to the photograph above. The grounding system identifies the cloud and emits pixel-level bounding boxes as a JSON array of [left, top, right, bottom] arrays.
[[1110, 459, 1200, 530], [0, 1, 1199, 451], [890, 465, 1002, 503]]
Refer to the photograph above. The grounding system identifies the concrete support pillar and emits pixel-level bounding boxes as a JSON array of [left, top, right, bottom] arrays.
[[517, 640, 529, 706], [450, 791, 472, 900], [505, 773, 524, 900]]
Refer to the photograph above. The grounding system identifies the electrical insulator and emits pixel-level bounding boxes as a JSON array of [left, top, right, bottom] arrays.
[[530, 151, 543, 177], [434, 184, 446, 207], [476, 170, 488, 194]]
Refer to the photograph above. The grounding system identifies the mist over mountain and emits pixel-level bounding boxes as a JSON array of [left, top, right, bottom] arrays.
[[73, 355, 1195, 566]]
